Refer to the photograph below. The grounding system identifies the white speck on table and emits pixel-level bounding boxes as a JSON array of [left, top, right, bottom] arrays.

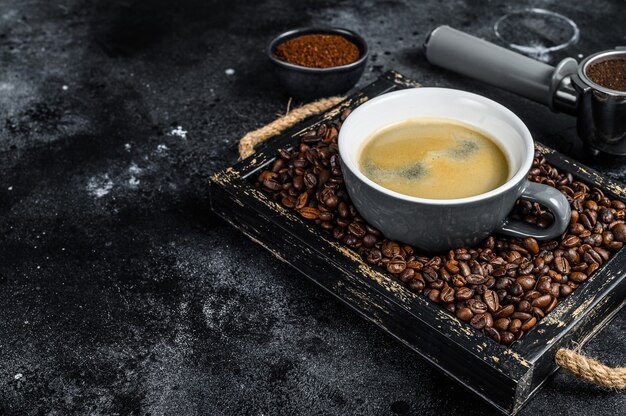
[[169, 126, 187, 139], [86, 174, 114, 198]]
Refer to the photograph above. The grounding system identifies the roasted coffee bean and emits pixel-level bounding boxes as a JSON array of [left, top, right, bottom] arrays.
[[546, 296, 559, 313], [511, 311, 532, 321], [445, 260, 460, 274], [409, 276, 425, 291], [343, 234, 359, 247], [430, 279, 444, 290], [584, 233, 603, 246], [455, 287, 474, 301], [426, 289, 441, 302], [456, 307, 473, 322], [570, 223, 585, 235], [516, 275, 536, 291], [508, 283, 523, 297], [509, 318, 522, 333], [301, 129, 319, 144], [387, 259, 406, 274], [422, 266, 438, 282], [441, 286, 456, 303], [319, 211, 333, 222], [325, 127, 338, 143], [451, 274, 466, 287], [522, 236, 539, 254], [519, 261, 533, 275], [516, 300, 532, 313], [494, 317, 511, 331], [494, 304, 515, 318], [323, 193, 339, 208], [483, 290, 500, 313], [296, 192, 308, 209], [470, 313, 490, 330], [562, 235, 580, 248], [262, 178, 282, 191], [399, 268, 415, 283], [485, 327, 501, 343], [466, 274, 488, 285], [586, 262, 600, 275], [531, 294, 552, 308], [521, 316, 537, 331], [303, 172, 317, 189], [455, 252, 472, 261], [333, 227, 346, 241], [363, 234, 377, 248], [569, 271, 588, 283], [554, 256, 571, 274], [348, 222, 366, 238], [407, 261, 423, 271], [467, 299, 488, 314], [337, 202, 349, 218], [536, 276, 551, 294], [493, 267, 507, 278], [595, 247, 610, 261], [599, 207, 614, 223], [281, 196, 296, 208], [584, 249, 603, 265], [500, 331, 515, 346], [320, 221, 334, 230], [524, 290, 541, 301], [365, 225, 381, 236], [495, 277, 512, 291], [278, 148, 291, 160], [299, 206, 320, 220]]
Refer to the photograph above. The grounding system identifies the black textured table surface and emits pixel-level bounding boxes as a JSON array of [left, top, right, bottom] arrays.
[[1, 1, 625, 415]]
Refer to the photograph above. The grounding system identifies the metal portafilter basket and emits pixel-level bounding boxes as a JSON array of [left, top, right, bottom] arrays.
[[424, 25, 626, 155]]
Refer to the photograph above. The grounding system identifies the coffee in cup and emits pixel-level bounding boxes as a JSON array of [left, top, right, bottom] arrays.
[[358, 117, 509, 199]]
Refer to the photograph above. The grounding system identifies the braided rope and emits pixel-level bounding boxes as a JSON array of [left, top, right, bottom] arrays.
[[556, 348, 626, 389], [238, 96, 344, 159]]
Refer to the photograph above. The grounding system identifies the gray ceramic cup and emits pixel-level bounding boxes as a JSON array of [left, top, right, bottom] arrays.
[[338, 88, 571, 253]]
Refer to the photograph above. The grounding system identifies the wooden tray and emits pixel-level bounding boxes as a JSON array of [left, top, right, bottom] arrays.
[[209, 71, 626, 415]]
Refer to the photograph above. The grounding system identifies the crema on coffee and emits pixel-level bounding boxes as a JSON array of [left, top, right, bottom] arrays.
[[358, 118, 510, 199]]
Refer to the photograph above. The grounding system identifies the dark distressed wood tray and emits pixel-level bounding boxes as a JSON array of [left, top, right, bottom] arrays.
[[209, 71, 626, 415]]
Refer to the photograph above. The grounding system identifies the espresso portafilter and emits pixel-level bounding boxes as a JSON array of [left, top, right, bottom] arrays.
[[424, 26, 626, 155]]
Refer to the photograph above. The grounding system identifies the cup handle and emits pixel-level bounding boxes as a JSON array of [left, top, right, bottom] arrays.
[[496, 181, 571, 240]]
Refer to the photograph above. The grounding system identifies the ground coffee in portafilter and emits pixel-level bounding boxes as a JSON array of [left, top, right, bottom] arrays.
[[586, 58, 626, 92], [255, 108, 626, 346]]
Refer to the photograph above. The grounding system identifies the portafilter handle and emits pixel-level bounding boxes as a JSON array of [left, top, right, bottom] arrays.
[[424, 26, 579, 115]]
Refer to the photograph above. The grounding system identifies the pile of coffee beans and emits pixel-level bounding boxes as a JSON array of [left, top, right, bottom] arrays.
[[255, 108, 626, 347]]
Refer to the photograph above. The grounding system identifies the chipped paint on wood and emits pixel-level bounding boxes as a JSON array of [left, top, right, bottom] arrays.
[[390, 71, 423, 88], [503, 350, 531, 368], [209, 166, 240, 185], [534, 142, 555, 155]]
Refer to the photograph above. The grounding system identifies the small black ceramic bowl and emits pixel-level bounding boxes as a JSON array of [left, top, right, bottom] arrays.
[[267, 27, 369, 100]]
